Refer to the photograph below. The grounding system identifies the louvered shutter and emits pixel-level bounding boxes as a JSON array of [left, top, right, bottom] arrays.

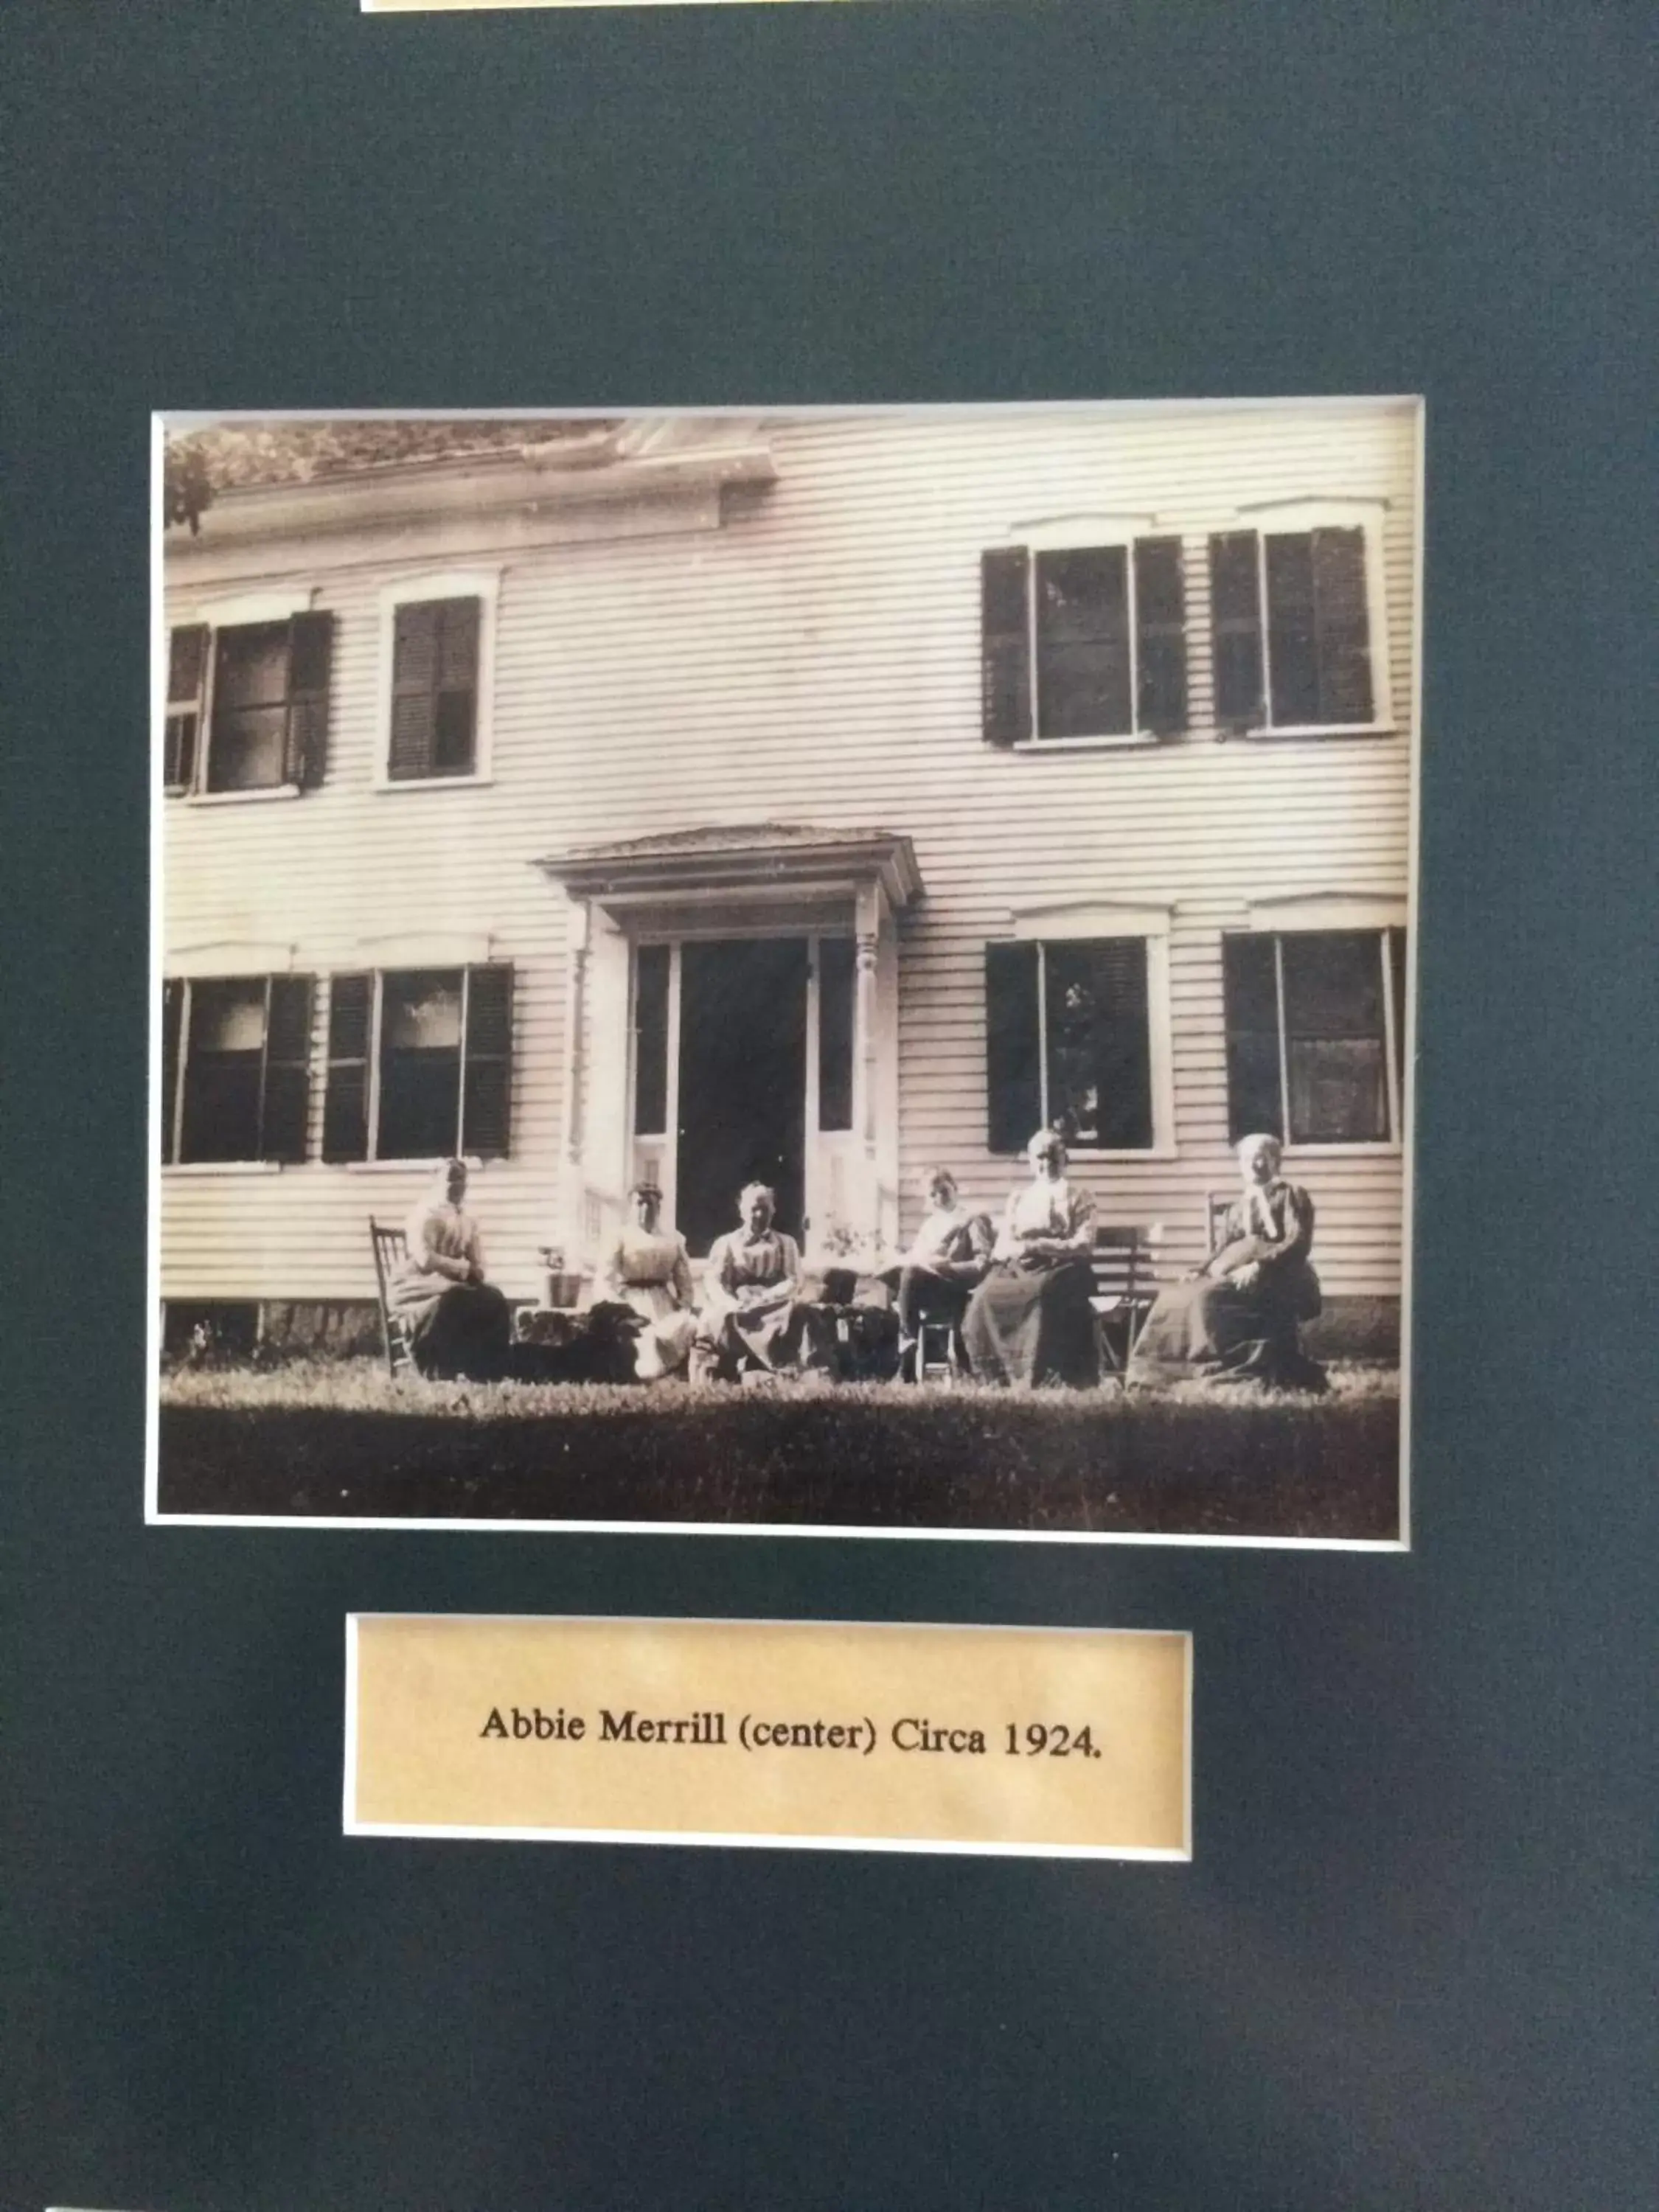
[[1090, 939, 1153, 1148], [160, 978, 184, 1162], [981, 548, 1032, 747], [1208, 533, 1264, 731], [389, 601, 439, 780], [984, 941, 1042, 1153], [1265, 534, 1321, 727], [322, 973, 372, 1162], [285, 612, 333, 787], [1388, 926, 1408, 1113], [434, 598, 480, 776], [1222, 934, 1284, 1141], [1134, 537, 1188, 737], [262, 975, 314, 1163], [164, 625, 209, 790], [461, 964, 513, 1159], [1311, 526, 1374, 723]]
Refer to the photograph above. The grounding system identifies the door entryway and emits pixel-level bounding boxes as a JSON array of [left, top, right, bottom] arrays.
[[675, 937, 808, 1256]]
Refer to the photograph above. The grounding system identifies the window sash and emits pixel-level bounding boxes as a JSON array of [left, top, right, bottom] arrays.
[[1257, 527, 1377, 731], [167, 975, 313, 1164], [367, 964, 512, 1162], [1225, 930, 1402, 1144], [1029, 544, 1142, 741], [1032, 939, 1155, 1150]]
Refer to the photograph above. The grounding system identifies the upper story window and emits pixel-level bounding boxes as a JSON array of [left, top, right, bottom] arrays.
[[378, 572, 500, 785], [164, 598, 333, 796], [981, 530, 1188, 748], [323, 964, 514, 1162], [160, 974, 313, 1163], [1208, 501, 1393, 736]]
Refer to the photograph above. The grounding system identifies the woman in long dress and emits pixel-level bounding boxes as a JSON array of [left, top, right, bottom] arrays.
[[692, 1183, 837, 1382], [599, 1183, 697, 1381], [1127, 1133, 1327, 1391], [962, 1130, 1100, 1388], [893, 1167, 995, 1381], [388, 1158, 512, 1380]]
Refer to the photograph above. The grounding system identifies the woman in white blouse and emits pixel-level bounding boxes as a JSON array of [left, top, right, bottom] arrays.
[[961, 1130, 1099, 1388], [599, 1183, 697, 1380], [894, 1167, 994, 1381]]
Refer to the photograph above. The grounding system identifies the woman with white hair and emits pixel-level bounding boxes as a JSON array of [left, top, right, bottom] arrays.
[[961, 1129, 1099, 1388], [388, 1157, 512, 1380], [692, 1183, 837, 1382], [1127, 1133, 1326, 1391]]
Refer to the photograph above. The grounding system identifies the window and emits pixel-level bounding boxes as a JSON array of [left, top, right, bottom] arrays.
[[984, 938, 1157, 1152], [981, 536, 1188, 746], [815, 936, 855, 1132], [632, 944, 670, 1136], [160, 975, 313, 1164], [378, 573, 498, 784], [1223, 928, 1407, 1144], [1208, 517, 1385, 732], [163, 611, 333, 795], [322, 965, 513, 1162]]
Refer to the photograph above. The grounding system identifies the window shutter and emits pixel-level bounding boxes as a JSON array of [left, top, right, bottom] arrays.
[[1208, 533, 1264, 731], [164, 624, 209, 790], [389, 601, 440, 781], [1091, 939, 1154, 1149], [322, 973, 372, 1162], [461, 964, 513, 1159], [160, 978, 184, 1162], [1222, 933, 1284, 1142], [285, 611, 333, 787], [1265, 534, 1321, 727], [434, 597, 481, 776], [984, 941, 1042, 1153], [1388, 926, 1408, 1107], [1312, 526, 1375, 723], [1134, 537, 1188, 737], [981, 547, 1032, 748], [262, 975, 314, 1164]]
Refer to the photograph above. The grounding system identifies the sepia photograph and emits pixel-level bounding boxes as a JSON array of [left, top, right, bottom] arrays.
[[152, 399, 1419, 1542]]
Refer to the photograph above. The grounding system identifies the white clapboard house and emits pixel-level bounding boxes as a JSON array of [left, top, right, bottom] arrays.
[[159, 403, 1416, 1354]]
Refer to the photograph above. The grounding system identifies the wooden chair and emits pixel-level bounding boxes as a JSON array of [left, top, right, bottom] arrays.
[[1206, 1190, 1235, 1256], [917, 1318, 961, 1385], [369, 1219, 418, 1380], [1090, 1225, 1163, 1377]]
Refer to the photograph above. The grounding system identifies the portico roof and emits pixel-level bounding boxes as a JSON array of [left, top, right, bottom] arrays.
[[534, 823, 924, 911]]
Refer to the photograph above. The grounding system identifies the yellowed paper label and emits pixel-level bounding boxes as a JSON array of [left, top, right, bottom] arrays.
[[347, 1615, 1191, 1859]]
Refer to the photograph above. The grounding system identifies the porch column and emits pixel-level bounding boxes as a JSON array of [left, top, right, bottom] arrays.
[[558, 897, 591, 1251], [855, 880, 883, 1157]]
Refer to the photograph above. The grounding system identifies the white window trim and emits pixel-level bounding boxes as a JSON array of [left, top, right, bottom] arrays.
[[1004, 514, 1169, 751], [169, 589, 317, 802], [1008, 898, 1176, 1157], [159, 970, 304, 1171], [374, 568, 501, 789], [166, 940, 298, 979], [358, 961, 494, 1167], [1228, 496, 1395, 737], [1236, 905, 1406, 1154]]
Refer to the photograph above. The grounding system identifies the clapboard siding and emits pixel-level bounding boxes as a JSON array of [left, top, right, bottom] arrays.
[[162, 403, 1416, 1302]]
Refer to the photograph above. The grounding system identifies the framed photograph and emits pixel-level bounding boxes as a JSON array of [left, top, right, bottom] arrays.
[[153, 397, 1419, 1545]]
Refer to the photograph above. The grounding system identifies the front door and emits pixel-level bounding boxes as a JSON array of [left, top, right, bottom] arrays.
[[675, 937, 808, 1256]]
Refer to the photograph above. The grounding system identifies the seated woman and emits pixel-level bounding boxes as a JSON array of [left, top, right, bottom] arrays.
[[894, 1166, 995, 1381], [692, 1183, 837, 1383], [962, 1130, 1100, 1389], [388, 1158, 512, 1381], [1127, 1133, 1327, 1392], [599, 1183, 697, 1381]]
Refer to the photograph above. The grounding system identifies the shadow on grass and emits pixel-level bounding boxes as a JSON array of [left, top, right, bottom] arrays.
[[158, 1382, 1400, 1537]]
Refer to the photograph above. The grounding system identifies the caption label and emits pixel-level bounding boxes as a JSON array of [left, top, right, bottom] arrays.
[[347, 1615, 1191, 1859]]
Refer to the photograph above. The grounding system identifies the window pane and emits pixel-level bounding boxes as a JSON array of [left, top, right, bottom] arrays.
[[1281, 933, 1388, 1141], [1222, 934, 1283, 1141], [1036, 547, 1131, 737], [208, 623, 291, 792], [180, 980, 267, 1161], [1287, 1038, 1388, 1143], [633, 944, 669, 1135], [1265, 533, 1321, 726], [1043, 939, 1152, 1150], [378, 970, 462, 1159], [817, 936, 855, 1132]]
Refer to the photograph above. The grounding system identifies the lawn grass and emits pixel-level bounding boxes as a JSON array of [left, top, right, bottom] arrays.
[[158, 1359, 1401, 1538]]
